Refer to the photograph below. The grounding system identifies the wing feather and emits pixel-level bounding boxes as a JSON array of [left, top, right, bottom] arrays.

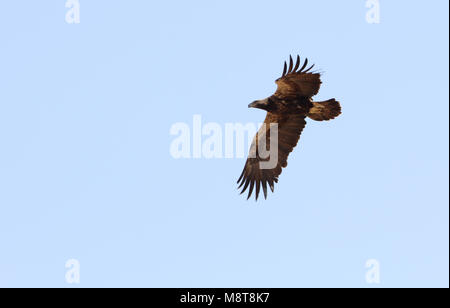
[[275, 55, 322, 99], [237, 113, 306, 200]]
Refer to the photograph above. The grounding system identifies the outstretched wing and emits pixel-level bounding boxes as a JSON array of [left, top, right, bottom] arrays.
[[237, 112, 306, 200], [275, 55, 322, 99]]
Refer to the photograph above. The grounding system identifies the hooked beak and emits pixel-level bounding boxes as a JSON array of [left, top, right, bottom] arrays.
[[248, 99, 269, 109], [248, 101, 259, 108]]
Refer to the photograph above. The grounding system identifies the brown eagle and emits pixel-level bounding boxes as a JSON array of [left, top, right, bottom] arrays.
[[237, 55, 341, 200]]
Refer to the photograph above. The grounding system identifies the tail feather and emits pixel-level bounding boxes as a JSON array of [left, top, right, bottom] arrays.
[[307, 99, 341, 121]]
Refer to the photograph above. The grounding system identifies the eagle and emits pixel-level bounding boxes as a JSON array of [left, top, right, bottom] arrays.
[[237, 55, 341, 200]]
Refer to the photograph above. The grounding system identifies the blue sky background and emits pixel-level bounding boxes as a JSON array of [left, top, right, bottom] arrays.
[[0, 1, 448, 288]]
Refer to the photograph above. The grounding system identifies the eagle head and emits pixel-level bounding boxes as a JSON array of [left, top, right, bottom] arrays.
[[248, 98, 274, 111]]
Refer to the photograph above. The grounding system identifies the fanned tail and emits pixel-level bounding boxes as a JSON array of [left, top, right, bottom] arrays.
[[307, 99, 341, 121]]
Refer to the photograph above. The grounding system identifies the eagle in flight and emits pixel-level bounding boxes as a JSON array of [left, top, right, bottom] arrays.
[[237, 55, 341, 200]]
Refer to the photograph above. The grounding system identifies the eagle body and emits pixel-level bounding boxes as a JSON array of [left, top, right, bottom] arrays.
[[237, 55, 341, 200], [264, 96, 313, 114]]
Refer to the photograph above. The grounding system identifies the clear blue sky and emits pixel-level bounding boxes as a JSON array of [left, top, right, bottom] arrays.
[[0, 1, 448, 288]]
